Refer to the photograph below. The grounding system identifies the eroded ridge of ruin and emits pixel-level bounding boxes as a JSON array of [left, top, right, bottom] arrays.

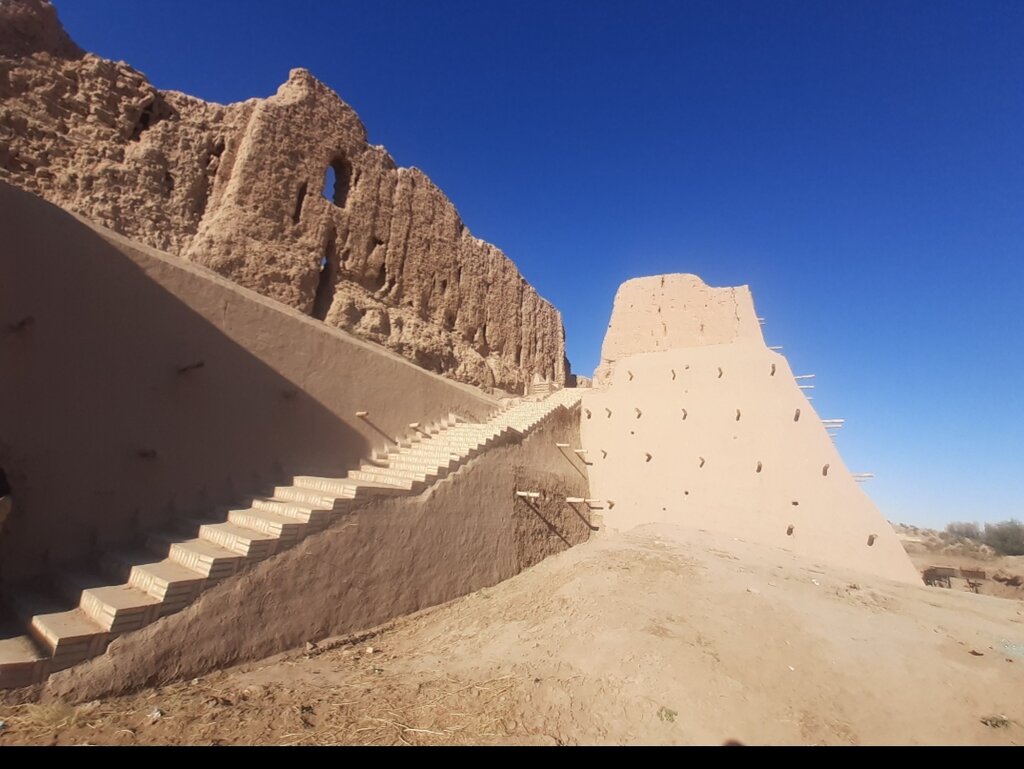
[[0, 0, 568, 394], [582, 273, 920, 583]]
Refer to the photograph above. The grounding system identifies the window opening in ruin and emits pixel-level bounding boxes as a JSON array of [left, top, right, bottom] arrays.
[[312, 234, 339, 321], [293, 182, 308, 224], [322, 155, 353, 207]]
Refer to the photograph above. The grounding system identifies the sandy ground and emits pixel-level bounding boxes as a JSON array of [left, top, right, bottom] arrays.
[[893, 523, 1024, 601], [2, 523, 1022, 746]]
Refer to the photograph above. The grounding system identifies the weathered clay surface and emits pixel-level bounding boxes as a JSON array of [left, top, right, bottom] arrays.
[[0, 1, 567, 393], [582, 273, 920, 583], [594, 274, 763, 383]]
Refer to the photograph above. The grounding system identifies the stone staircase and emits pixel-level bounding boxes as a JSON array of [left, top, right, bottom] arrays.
[[0, 389, 582, 690]]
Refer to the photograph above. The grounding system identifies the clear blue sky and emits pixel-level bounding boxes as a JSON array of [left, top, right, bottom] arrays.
[[54, 1, 1022, 529]]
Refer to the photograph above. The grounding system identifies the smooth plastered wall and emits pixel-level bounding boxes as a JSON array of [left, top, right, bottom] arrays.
[[582, 273, 920, 584], [0, 183, 497, 583], [46, 406, 590, 701]]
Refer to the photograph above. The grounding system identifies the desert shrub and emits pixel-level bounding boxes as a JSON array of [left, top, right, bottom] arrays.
[[982, 519, 1024, 556], [946, 521, 982, 541]]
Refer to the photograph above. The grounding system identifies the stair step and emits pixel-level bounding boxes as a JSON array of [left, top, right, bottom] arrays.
[[0, 614, 49, 689], [253, 497, 337, 529], [192, 520, 279, 560], [271, 485, 350, 507], [102, 550, 208, 616], [52, 571, 162, 635], [343, 471, 425, 491], [348, 468, 433, 486], [146, 532, 247, 582], [11, 588, 108, 672], [227, 507, 308, 544], [292, 476, 417, 497]]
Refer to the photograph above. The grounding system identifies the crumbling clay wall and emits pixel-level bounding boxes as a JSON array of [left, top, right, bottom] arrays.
[[582, 274, 920, 584], [45, 406, 590, 701], [0, 182, 498, 584], [0, 0, 568, 394], [594, 274, 763, 384]]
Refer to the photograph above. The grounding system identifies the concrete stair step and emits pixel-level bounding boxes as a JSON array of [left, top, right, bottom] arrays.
[[292, 476, 416, 497], [51, 570, 162, 635], [271, 485, 351, 507], [189, 519, 280, 560], [145, 532, 247, 582], [378, 447, 467, 462], [252, 496, 337, 529], [342, 471, 425, 491], [101, 550, 208, 616], [227, 507, 308, 545], [0, 613, 49, 688], [371, 458, 455, 476], [10, 587, 108, 672], [348, 468, 434, 486]]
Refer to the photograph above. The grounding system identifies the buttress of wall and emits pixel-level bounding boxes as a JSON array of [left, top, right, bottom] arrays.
[[0, 182, 497, 583], [580, 344, 920, 584], [0, 2, 568, 394], [46, 405, 591, 701], [594, 274, 763, 383]]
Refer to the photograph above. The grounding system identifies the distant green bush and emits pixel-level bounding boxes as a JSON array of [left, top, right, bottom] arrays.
[[945, 521, 982, 541], [982, 520, 1024, 556]]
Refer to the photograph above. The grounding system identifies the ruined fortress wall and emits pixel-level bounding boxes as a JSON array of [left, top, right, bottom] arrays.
[[0, 0, 568, 394], [46, 407, 590, 701], [0, 182, 497, 583], [582, 275, 919, 584], [594, 274, 764, 383]]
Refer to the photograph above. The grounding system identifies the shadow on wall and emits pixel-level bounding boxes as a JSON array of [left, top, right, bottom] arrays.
[[0, 185, 422, 584]]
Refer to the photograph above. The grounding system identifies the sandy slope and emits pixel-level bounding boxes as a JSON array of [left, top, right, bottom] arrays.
[[2, 524, 1022, 745]]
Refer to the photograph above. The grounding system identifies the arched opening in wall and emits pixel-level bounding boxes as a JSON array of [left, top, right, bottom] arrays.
[[322, 155, 353, 208], [312, 232, 339, 321], [794, 408, 801, 422], [292, 182, 308, 224], [867, 534, 877, 547]]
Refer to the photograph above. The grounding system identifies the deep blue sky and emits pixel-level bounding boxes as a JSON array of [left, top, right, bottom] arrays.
[[54, 1, 1022, 528]]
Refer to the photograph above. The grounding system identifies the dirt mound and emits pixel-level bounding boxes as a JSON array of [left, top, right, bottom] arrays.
[[3, 525, 1022, 745]]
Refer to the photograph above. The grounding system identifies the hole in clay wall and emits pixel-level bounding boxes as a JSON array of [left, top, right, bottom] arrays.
[[323, 155, 353, 207], [787, 525, 795, 536], [515, 344, 523, 366], [681, 408, 688, 420], [770, 363, 776, 376], [794, 408, 801, 422], [756, 461, 762, 473], [867, 534, 877, 547], [373, 263, 387, 291], [311, 232, 339, 321], [736, 409, 742, 421], [129, 97, 171, 142], [292, 182, 308, 224], [822, 464, 830, 477]]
